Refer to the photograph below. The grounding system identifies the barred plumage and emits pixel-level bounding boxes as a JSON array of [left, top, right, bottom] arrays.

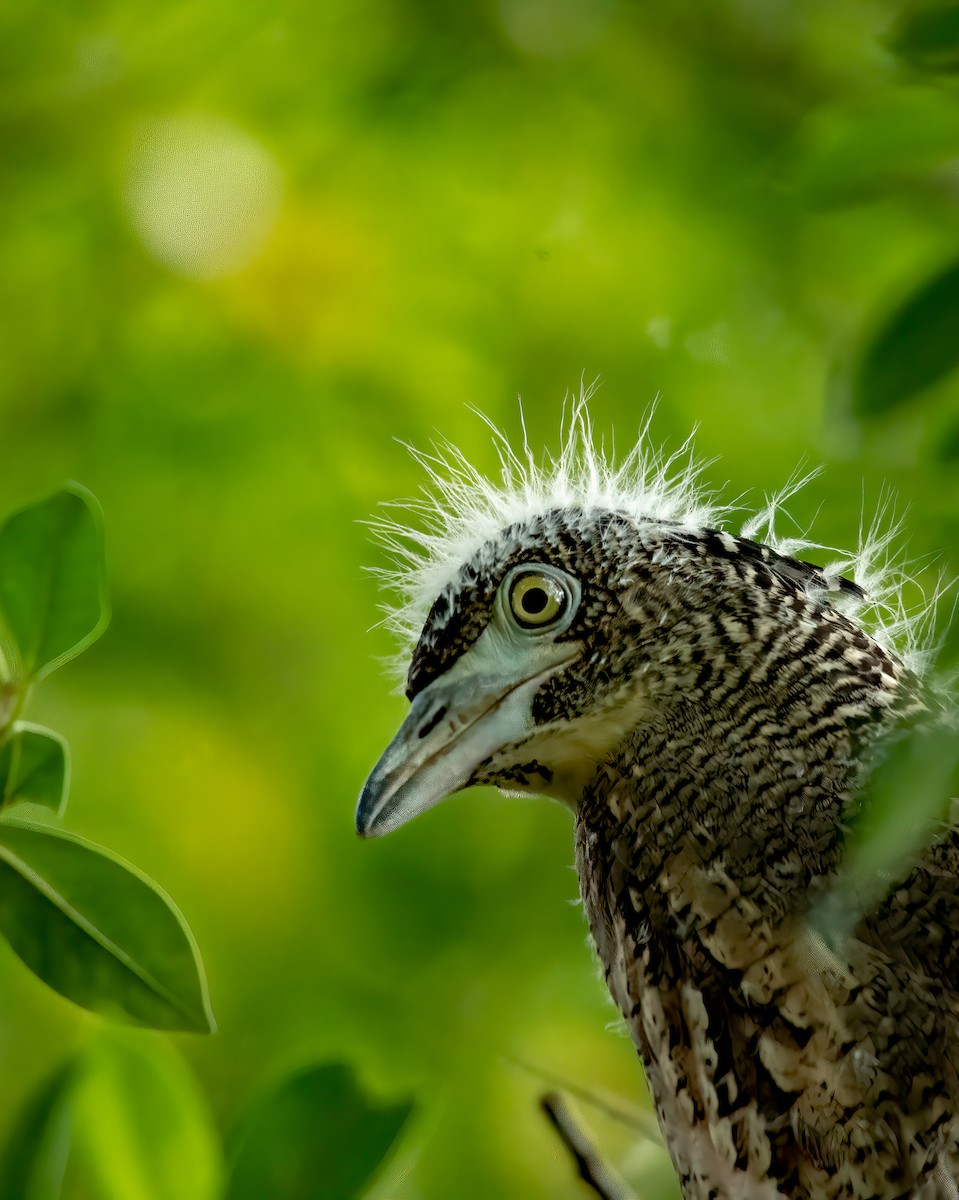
[[357, 403, 957, 1199]]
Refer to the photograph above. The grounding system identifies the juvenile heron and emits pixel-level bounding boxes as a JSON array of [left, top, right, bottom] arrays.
[[357, 407, 957, 1199]]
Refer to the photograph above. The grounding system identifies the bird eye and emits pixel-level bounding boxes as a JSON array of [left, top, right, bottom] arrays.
[[508, 570, 569, 629]]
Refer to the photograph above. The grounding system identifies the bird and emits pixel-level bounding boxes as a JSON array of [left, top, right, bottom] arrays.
[[356, 402, 958, 1200]]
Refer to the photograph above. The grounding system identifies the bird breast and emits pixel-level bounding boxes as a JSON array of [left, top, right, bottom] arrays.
[[575, 781, 959, 1200]]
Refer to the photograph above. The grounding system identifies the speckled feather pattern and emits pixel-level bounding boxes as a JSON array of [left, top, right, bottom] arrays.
[[564, 524, 957, 1198], [370, 402, 958, 1199]]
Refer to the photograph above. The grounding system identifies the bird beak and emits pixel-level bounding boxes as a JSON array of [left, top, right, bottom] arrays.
[[356, 630, 575, 838]]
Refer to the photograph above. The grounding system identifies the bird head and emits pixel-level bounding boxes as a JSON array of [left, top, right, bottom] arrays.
[[357, 507, 660, 837], [356, 406, 927, 840]]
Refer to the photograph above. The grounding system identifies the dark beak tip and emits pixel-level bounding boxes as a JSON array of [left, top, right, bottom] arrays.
[[355, 776, 381, 840]]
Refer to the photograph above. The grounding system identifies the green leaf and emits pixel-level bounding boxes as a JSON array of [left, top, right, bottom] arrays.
[[70, 1030, 221, 1200], [794, 88, 959, 205], [0, 485, 109, 683], [854, 259, 959, 415], [809, 724, 959, 945], [0, 818, 214, 1032], [844, 724, 959, 880], [0, 1062, 75, 1200], [889, 2, 959, 72], [0, 725, 68, 814], [226, 1063, 414, 1200]]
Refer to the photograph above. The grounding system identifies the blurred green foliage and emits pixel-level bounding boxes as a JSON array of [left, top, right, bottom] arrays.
[[226, 1062, 413, 1200], [2, 0, 959, 1196], [3, 1046, 411, 1200], [0, 486, 211, 1035]]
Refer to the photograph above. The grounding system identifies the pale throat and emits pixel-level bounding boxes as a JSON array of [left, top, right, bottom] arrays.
[[501, 678, 660, 810]]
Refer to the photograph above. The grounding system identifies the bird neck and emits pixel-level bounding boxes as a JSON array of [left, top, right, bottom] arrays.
[[580, 731, 839, 937], [577, 641, 923, 929]]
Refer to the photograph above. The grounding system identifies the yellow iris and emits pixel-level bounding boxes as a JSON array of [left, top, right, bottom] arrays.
[[509, 571, 567, 628]]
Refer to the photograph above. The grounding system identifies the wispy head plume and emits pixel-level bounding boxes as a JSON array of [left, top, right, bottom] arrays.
[[368, 387, 944, 683]]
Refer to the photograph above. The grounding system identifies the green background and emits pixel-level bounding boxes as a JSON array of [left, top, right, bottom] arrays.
[[2, 0, 959, 1196]]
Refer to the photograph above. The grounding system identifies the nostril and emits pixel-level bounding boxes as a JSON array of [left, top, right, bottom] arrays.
[[418, 705, 447, 738]]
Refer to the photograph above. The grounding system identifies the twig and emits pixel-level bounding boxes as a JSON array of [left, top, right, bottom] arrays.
[[540, 1090, 638, 1200], [508, 1054, 661, 1143]]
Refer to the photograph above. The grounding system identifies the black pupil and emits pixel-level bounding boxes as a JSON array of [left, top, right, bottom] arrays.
[[522, 586, 549, 614]]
